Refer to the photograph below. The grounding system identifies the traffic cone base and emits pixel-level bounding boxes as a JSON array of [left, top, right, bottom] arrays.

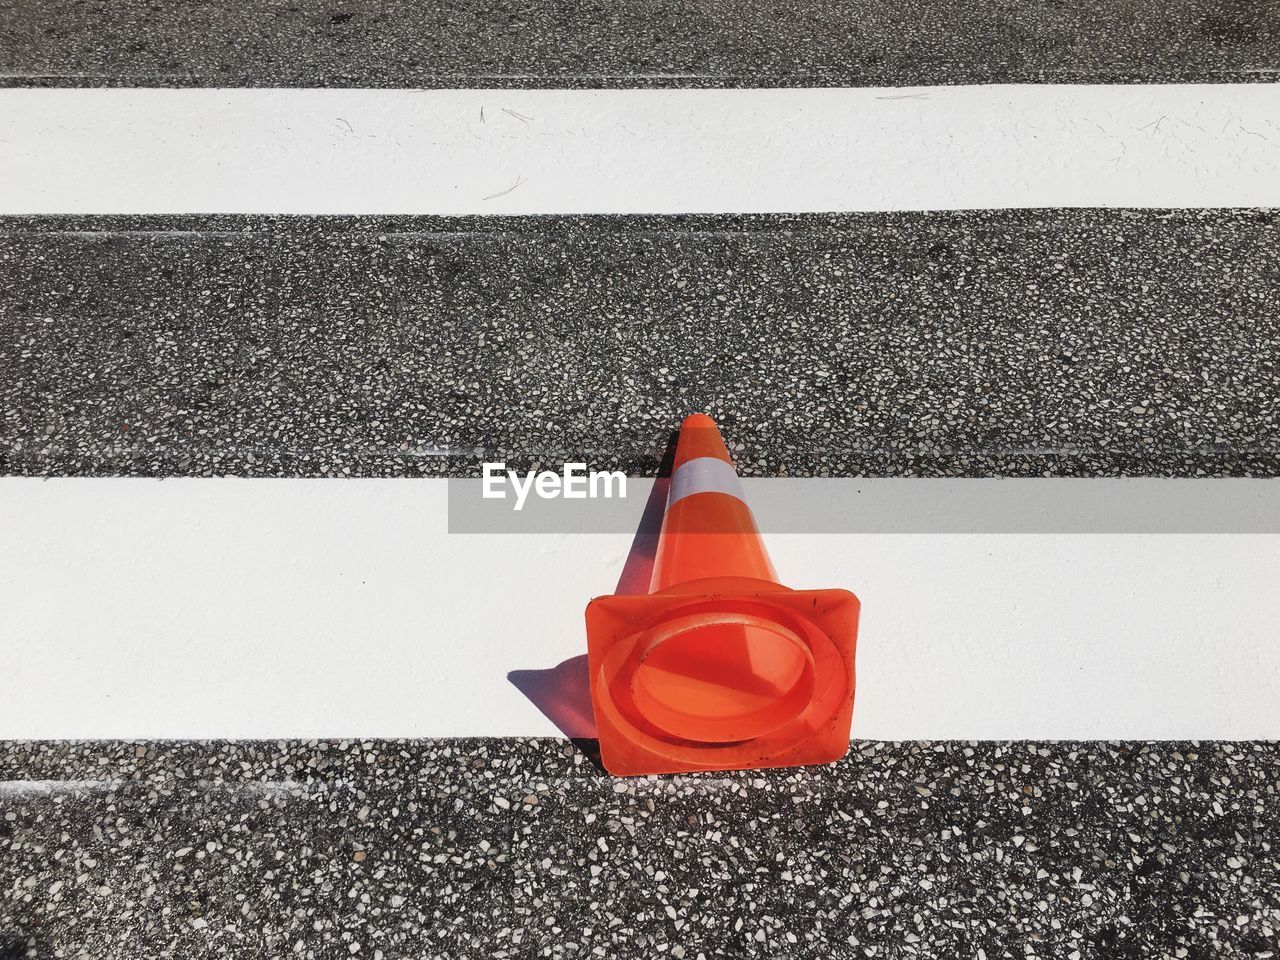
[[587, 577, 859, 776]]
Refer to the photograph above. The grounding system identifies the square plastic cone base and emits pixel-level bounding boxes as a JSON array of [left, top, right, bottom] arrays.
[[585, 585, 858, 776]]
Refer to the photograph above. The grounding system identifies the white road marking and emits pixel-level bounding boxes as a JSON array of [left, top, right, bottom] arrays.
[[1, 86, 1277, 214], [2, 478, 1278, 739]]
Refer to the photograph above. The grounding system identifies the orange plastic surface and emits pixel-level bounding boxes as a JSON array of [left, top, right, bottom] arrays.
[[584, 414, 860, 776]]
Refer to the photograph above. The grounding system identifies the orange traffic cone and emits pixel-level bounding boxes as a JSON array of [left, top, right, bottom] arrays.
[[585, 414, 859, 775]]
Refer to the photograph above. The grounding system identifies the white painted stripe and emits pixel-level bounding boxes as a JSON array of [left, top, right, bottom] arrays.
[[667, 457, 745, 508], [2, 478, 1278, 740], [1, 86, 1277, 214]]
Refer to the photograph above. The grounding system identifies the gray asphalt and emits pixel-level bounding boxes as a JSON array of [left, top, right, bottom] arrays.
[[1, 0, 1277, 87], [1, 739, 1277, 959], [3, 211, 1279, 478]]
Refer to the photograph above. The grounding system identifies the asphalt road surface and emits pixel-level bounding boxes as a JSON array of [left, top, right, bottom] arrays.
[[1, 0, 1276, 87], [2, 739, 1277, 959], [4, 210, 1279, 478]]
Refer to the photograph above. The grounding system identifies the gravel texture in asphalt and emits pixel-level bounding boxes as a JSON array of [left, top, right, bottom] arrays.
[[3, 211, 1279, 478], [1, 739, 1277, 959], [1, 0, 1277, 87]]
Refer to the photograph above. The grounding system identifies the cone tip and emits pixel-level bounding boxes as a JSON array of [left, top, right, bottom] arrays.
[[680, 412, 718, 431]]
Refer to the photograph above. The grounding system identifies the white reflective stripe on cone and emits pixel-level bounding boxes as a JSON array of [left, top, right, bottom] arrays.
[[667, 457, 746, 508]]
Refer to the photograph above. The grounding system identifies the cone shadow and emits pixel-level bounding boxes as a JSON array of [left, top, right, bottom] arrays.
[[613, 427, 678, 594], [506, 430, 680, 755], [508, 655, 598, 738]]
